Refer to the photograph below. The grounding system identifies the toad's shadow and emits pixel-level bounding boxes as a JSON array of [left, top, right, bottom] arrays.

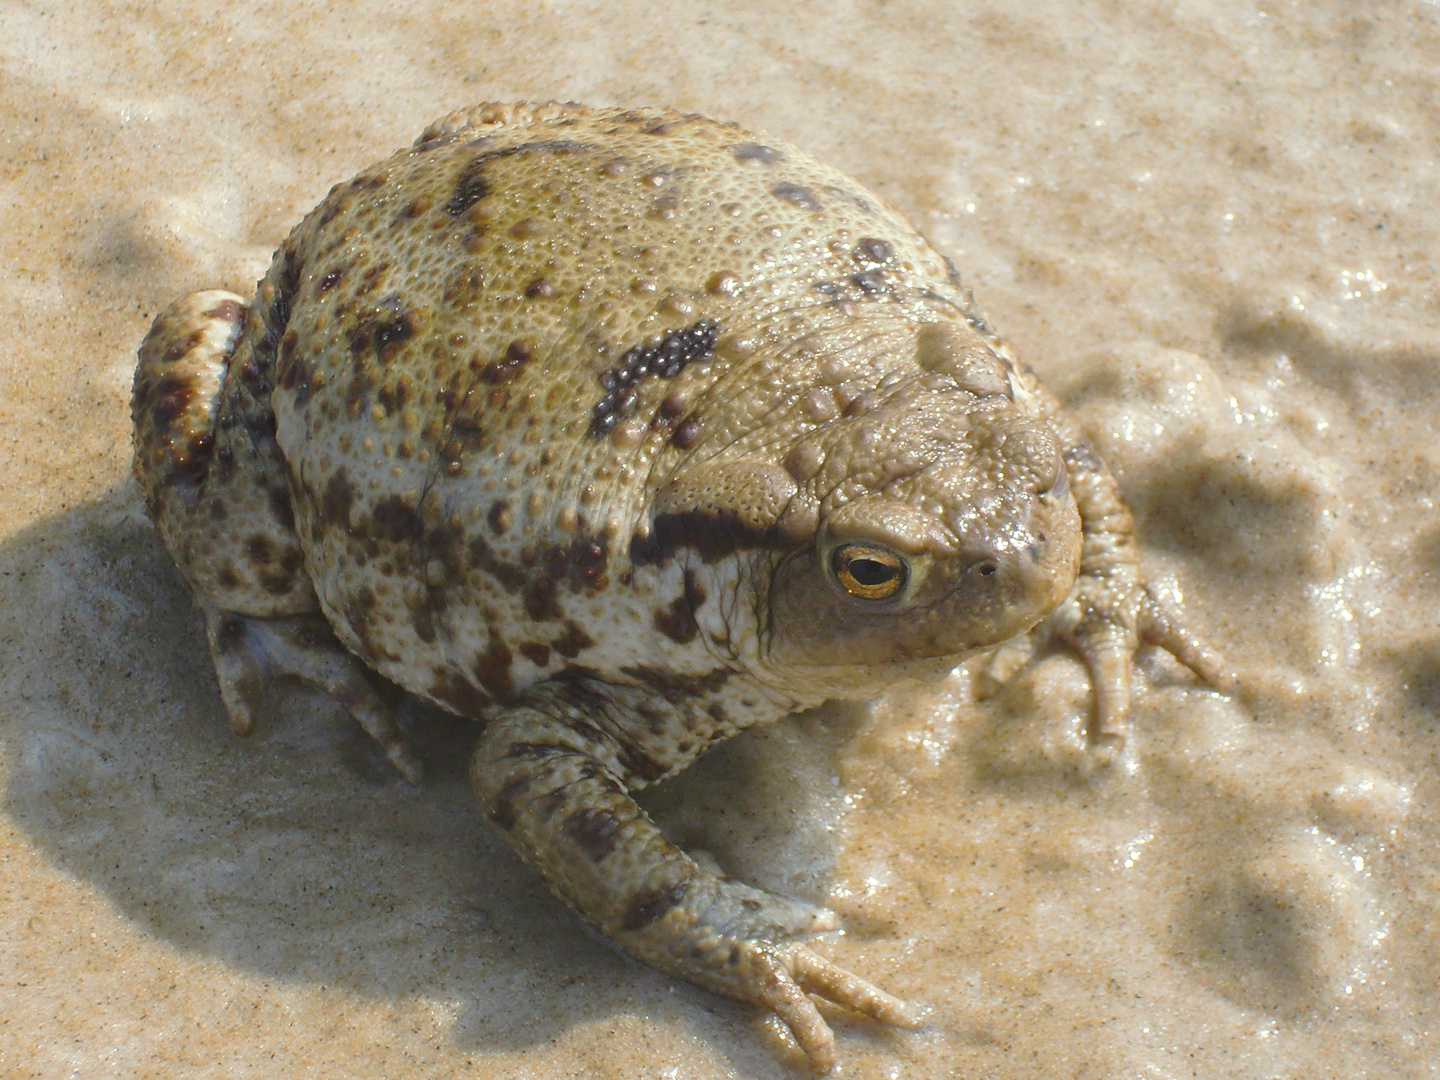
[[0, 483, 855, 1069]]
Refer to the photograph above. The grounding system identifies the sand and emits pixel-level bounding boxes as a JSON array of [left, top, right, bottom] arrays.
[[2, 2, 1437, 1077]]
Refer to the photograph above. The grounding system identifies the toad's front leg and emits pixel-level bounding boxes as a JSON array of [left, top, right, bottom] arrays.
[[1008, 371, 1234, 757], [471, 696, 918, 1073]]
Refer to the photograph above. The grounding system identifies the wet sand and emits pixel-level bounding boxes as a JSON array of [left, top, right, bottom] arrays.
[[2, 2, 1438, 1076]]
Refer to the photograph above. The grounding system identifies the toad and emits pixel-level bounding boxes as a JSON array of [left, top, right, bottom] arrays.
[[132, 103, 1228, 1072]]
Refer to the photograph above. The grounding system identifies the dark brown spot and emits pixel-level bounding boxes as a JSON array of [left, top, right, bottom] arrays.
[[523, 577, 560, 621], [447, 159, 492, 216], [205, 299, 244, 323], [395, 194, 433, 221], [474, 630, 515, 703], [653, 569, 707, 644], [446, 140, 596, 218], [369, 494, 424, 545], [851, 270, 888, 296], [518, 642, 552, 667], [343, 375, 370, 417], [161, 329, 205, 365], [622, 879, 689, 931], [524, 277, 555, 299], [705, 270, 741, 295], [487, 772, 533, 831], [562, 537, 610, 590], [854, 237, 895, 265], [770, 183, 821, 212], [552, 619, 594, 659], [416, 129, 473, 154], [319, 470, 355, 528], [591, 321, 719, 437], [638, 701, 668, 736], [275, 329, 304, 392], [148, 375, 195, 432], [487, 499, 512, 535], [565, 808, 621, 862], [481, 340, 535, 384], [468, 534, 527, 591], [429, 668, 490, 715], [317, 266, 348, 293], [244, 533, 273, 564], [567, 718, 612, 756], [447, 405, 485, 453], [648, 193, 679, 219], [443, 264, 486, 306], [349, 295, 417, 365], [267, 487, 295, 530], [730, 143, 780, 165], [411, 604, 437, 643], [376, 374, 410, 416], [216, 564, 239, 589], [521, 534, 612, 619], [254, 541, 304, 596], [669, 417, 701, 449], [317, 189, 352, 227]]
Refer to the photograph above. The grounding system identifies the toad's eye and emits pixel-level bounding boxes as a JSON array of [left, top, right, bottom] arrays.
[[830, 544, 909, 600]]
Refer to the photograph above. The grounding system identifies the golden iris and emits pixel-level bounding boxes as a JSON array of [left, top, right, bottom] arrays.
[[831, 544, 908, 600]]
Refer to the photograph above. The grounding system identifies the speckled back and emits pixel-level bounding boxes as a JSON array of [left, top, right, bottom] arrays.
[[262, 103, 983, 715]]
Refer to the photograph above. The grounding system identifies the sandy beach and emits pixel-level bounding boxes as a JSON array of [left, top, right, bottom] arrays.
[[2, 2, 1437, 1076]]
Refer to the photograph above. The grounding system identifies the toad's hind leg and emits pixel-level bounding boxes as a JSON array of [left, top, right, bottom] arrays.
[[202, 602, 423, 783], [133, 289, 420, 781], [472, 688, 919, 1073]]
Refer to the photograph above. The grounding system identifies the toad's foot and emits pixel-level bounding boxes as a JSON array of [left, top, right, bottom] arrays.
[[1006, 382, 1235, 759], [626, 876, 920, 1073], [1049, 579, 1234, 761], [981, 582, 1232, 763], [472, 698, 918, 1073], [201, 601, 423, 783]]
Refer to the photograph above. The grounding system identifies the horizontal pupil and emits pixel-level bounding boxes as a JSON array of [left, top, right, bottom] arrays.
[[847, 558, 897, 587]]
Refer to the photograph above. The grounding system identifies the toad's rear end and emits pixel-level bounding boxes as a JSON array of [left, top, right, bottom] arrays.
[[133, 284, 423, 782]]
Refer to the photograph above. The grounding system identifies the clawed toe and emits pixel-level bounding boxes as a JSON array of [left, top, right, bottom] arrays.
[[792, 949, 920, 1028], [751, 945, 920, 1074], [1138, 589, 1235, 693]]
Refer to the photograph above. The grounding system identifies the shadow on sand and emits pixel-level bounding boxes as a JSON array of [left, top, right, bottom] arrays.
[[0, 482, 857, 1073]]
